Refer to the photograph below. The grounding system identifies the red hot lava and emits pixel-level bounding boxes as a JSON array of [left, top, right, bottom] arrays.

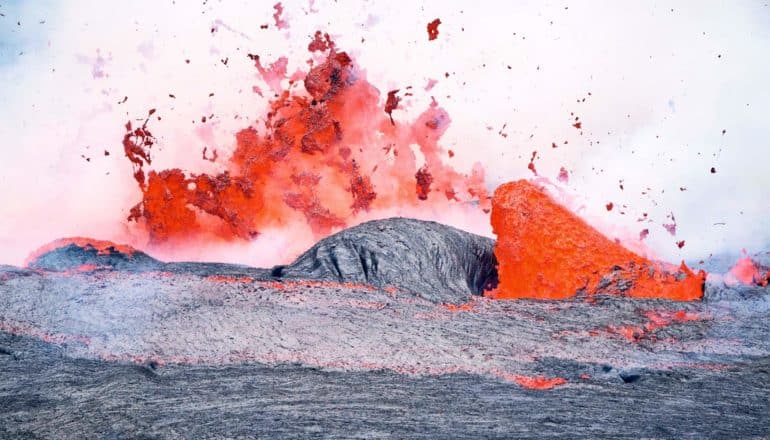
[[490, 180, 705, 301], [725, 255, 770, 287], [427, 19, 442, 41], [123, 34, 489, 245]]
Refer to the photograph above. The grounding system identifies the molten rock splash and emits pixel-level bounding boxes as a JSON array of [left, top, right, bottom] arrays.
[[725, 256, 770, 287], [123, 34, 488, 245], [490, 180, 705, 300]]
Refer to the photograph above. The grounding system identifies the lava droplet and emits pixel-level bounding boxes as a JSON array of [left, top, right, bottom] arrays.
[[384, 89, 401, 125], [427, 19, 441, 41], [557, 167, 569, 183]]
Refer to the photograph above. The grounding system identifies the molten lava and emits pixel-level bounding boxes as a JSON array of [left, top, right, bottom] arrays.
[[725, 255, 769, 287], [489, 180, 705, 301], [124, 34, 489, 245], [604, 309, 704, 343], [427, 19, 441, 41], [490, 369, 568, 390]]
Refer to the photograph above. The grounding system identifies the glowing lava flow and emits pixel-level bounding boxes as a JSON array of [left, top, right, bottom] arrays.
[[489, 180, 705, 300], [123, 33, 488, 245]]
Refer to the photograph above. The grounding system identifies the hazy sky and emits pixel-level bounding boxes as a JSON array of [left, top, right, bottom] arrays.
[[1, 0, 768, 267]]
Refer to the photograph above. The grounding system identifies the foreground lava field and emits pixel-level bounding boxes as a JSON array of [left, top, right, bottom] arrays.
[[1, 217, 769, 438]]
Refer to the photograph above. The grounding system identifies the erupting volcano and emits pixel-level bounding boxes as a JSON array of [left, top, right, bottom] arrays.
[[123, 33, 488, 245], [3, 2, 770, 437], [8, 24, 767, 342], [117, 32, 716, 303]]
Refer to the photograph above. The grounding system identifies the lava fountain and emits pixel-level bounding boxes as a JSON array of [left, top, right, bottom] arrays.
[[123, 33, 489, 246], [116, 32, 732, 301]]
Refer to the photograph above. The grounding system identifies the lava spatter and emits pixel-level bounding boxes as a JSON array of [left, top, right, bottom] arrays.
[[308, 31, 333, 52], [415, 166, 433, 200], [489, 180, 705, 301], [124, 33, 489, 245], [725, 255, 770, 287], [384, 89, 400, 124], [272, 2, 288, 30], [122, 109, 157, 189], [427, 19, 441, 41], [24, 237, 139, 268]]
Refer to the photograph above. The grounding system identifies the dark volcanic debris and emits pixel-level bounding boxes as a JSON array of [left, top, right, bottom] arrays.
[[427, 18, 441, 41]]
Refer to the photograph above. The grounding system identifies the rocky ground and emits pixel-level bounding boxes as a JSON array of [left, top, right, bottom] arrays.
[[1, 218, 769, 438]]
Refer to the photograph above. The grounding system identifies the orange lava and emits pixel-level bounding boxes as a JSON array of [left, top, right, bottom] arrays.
[[441, 302, 474, 312], [24, 237, 138, 268], [605, 309, 704, 342], [489, 180, 705, 300], [607, 325, 645, 342], [491, 369, 568, 389], [513, 375, 568, 390], [125, 34, 488, 245], [206, 275, 254, 283], [725, 256, 769, 286], [643, 309, 700, 331], [0, 319, 91, 346]]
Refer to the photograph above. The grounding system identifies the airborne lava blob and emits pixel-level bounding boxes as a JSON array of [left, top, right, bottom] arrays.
[[123, 34, 489, 246]]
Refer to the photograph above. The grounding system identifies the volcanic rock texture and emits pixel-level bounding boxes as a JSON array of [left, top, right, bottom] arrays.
[[277, 217, 498, 303], [1, 218, 769, 438]]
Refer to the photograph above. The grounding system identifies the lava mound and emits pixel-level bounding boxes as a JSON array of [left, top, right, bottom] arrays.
[[491, 180, 705, 301], [25, 238, 161, 272], [276, 217, 498, 304]]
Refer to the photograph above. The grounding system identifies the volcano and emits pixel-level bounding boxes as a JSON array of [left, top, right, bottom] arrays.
[[3, 4, 770, 437]]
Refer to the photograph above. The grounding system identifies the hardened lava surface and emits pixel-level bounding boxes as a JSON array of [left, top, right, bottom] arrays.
[[277, 217, 498, 303], [1, 218, 769, 438]]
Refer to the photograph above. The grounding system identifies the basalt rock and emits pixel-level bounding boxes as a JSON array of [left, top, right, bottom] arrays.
[[25, 218, 498, 303], [26, 240, 272, 279], [27, 241, 161, 272], [276, 217, 498, 304], [4, 220, 770, 437]]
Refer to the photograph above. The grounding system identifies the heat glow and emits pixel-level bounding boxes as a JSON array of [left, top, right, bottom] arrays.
[[490, 180, 706, 300], [123, 33, 489, 246]]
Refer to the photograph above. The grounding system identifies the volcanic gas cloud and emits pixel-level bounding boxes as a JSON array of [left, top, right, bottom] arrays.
[[123, 32, 488, 245]]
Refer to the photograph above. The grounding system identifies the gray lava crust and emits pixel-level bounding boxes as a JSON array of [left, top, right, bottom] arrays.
[[1, 217, 769, 438], [277, 217, 498, 303]]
